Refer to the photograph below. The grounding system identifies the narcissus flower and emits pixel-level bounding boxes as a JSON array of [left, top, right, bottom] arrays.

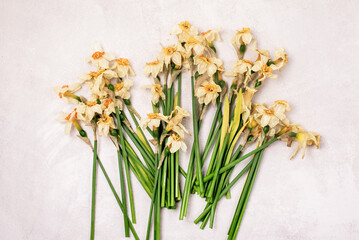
[[101, 98, 122, 116], [269, 100, 291, 121], [158, 43, 185, 67], [142, 84, 166, 104], [271, 48, 288, 71], [283, 128, 321, 159], [77, 101, 103, 122], [166, 133, 187, 153], [201, 29, 221, 44], [231, 28, 254, 46], [171, 21, 198, 42], [140, 113, 168, 129], [195, 80, 222, 105], [226, 59, 253, 77], [86, 43, 115, 69], [53, 83, 82, 103], [143, 59, 164, 78], [253, 104, 280, 128], [184, 36, 206, 56], [193, 55, 223, 76], [57, 110, 77, 135], [114, 79, 133, 99], [97, 114, 116, 137], [112, 58, 135, 78]]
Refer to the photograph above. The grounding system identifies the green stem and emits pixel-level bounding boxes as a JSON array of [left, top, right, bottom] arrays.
[[191, 75, 204, 195], [96, 156, 139, 240], [90, 139, 97, 240], [204, 138, 277, 182], [116, 107, 136, 225]]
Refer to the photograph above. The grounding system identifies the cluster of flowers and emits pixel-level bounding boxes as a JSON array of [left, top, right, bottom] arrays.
[[54, 21, 321, 240]]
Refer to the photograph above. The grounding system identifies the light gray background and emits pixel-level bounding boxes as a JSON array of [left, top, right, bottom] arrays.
[[1, 0, 358, 239]]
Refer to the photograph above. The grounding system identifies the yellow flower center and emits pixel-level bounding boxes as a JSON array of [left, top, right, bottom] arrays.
[[264, 109, 274, 116], [262, 65, 273, 74], [89, 69, 105, 78], [201, 30, 211, 35], [172, 134, 181, 141], [237, 28, 250, 34], [92, 51, 104, 59], [153, 84, 163, 93], [186, 37, 199, 45], [179, 21, 191, 32], [99, 115, 112, 125], [116, 58, 130, 66], [146, 60, 160, 65], [87, 101, 97, 107], [204, 84, 218, 94], [114, 82, 124, 92], [199, 55, 211, 64], [104, 98, 113, 108], [163, 47, 176, 56], [147, 113, 159, 119]]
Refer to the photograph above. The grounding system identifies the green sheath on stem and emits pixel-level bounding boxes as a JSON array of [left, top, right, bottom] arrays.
[[90, 139, 97, 240]]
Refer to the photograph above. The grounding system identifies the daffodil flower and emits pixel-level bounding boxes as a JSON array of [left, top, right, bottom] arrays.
[[184, 35, 206, 56], [97, 114, 116, 137], [281, 126, 321, 159], [57, 109, 77, 135], [158, 43, 186, 67], [271, 48, 288, 71], [226, 59, 253, 77], [114, 79, 133, 99], [231, 28, 254, 46], [195, 79, 222, 105], [193, 55, 223, 76], [253, 104, 280, 129], [112, 58, 135, 78], [142, 84, 166, 104], [143, 59, 164, 78], [171, 21, 198, 43], [140, 113, 168, 129], [101, 98, 122, 116], [201, 29, 221, 45], [53, 83, 82, 103], [86, 42, 115, 69], [77, 101, 102, 123], [269, 100, 291, 121], [166, 133, 187, 153]]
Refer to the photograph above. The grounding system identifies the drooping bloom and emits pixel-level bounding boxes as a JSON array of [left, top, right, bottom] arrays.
[[143, 59, 164, 78], [193, 55, 223, 76], [231, 28, 254, 46], [140, 113, 168, 129], [166, 133, 187, 153], [269, 100, 291, 121], [53, 83, 82, 103], [201, 29, 221, 45], [86, 42, 115, 69], [271, 48, 288, 71], [142, 84, 166, 104], [226, 59, 253, 77], [57, 109, 77, 135], [279, 125, 321, 159], [195, 80, 222, 105]]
